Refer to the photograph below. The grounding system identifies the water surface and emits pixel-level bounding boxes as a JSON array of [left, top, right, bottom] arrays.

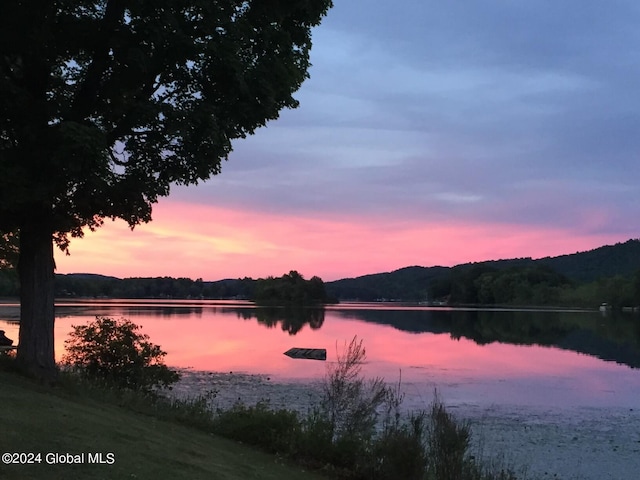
[[1, 300, 638, 409]]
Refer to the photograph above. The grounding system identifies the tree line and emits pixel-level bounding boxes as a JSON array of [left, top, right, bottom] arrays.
[[0, 270, 334, 306], [52, 274, 255, 300], [1, 265, 639, 309], [428, 264, 640, 308]]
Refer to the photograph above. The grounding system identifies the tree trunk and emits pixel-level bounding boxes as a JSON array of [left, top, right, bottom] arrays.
[[15, 222, 57, 382]]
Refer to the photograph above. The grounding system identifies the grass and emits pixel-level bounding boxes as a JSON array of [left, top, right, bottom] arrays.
[[0, 370, 326, 480]]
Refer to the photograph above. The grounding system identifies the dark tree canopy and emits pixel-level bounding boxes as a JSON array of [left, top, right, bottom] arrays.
[[0, 0, 332, 378], [0, 0, 332, 242], [253, 270, 332, 305], [0, 231, 19, 270]]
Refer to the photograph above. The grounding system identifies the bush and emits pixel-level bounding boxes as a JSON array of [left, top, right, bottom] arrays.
[[371, 412, 429, 480], [426, 395, 471, 479], [212, 401, 301, 454], [62, 316, 180, 393], [295, 407, 336, 466]]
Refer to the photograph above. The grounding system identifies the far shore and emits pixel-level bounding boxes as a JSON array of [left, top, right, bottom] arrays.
[[0, 297, 605, 312]]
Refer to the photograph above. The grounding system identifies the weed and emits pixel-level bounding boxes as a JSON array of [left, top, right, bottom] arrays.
[[321, 336, 388, 443]]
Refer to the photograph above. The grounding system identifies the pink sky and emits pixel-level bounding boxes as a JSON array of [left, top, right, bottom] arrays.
[[54, 198, 622, 282]]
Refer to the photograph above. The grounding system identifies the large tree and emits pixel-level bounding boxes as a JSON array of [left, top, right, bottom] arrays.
[[0, 0, 332, 380]]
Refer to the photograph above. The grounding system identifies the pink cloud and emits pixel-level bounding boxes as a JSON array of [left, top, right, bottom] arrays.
[[54, 199, 623, 281]]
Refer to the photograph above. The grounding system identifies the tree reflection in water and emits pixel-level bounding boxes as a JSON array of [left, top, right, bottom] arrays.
[[334, 307, 640, 369], [236, 306, 325, 335]]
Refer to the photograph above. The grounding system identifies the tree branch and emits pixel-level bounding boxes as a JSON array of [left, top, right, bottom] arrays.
[[69, 0, 126, 122]]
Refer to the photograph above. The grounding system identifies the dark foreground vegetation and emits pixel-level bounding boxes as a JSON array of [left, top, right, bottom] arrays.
[[1, 319, 522, 480], [0, 0, 334, 382]]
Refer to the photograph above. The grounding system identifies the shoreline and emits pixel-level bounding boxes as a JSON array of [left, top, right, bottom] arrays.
[[170, 369, 640, 480]]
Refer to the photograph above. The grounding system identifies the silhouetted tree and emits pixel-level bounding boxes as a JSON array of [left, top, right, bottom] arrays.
[[0, 0, 332, 379], [253, 270, 331, 305]]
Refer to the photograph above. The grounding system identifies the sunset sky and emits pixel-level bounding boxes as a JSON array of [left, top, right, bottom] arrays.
[[56, 1, 640, 282]]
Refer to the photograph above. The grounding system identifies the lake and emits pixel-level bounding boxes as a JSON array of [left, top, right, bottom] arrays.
[[2, 300, 640, 479], [1, 300, 638, 409]]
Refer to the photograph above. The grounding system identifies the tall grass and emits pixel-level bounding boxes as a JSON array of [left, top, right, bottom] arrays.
[[321, 336, 387, 442]]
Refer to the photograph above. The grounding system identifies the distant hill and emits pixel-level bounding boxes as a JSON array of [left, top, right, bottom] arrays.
[[57, 273, 120, 281], [537, 239, 640, 282], [325, 266, 450, 301], [325, 239, 640, 302], [438, 239, 640, 282]]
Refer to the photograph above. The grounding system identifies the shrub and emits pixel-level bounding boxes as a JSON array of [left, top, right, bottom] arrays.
[[296, 407, 336, 465], [371, 412, 429, 480], [212, 401, 301, 454], [62, 316, 179, 393], [426, 395, 471, 479]]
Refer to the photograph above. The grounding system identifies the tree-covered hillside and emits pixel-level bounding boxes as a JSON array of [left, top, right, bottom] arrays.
[[325, 266, 449, 301], [326, 239, 640, 306], [537, 239, 640, 283]]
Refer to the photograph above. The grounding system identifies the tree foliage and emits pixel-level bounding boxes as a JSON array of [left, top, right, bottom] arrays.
[[0, 0, 332, 243], [0, 231, 19, 270], [0, 232, 19, 296], [326, 266, 449, 302], [53, 274, 257, 299], [253, 270, 333, 305], [63, 316, 179, 392]]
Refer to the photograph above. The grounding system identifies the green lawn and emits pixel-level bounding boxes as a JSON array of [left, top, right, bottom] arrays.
[[0, 371, 326, 480]]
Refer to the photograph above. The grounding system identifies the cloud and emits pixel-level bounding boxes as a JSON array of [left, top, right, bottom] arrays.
[[59, 1, 640, 279], [56, 200, 624, 281]]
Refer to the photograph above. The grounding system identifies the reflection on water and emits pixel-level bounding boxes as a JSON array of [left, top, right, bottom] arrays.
[[1, 300, 639, 408], [332, 307, 640, 369], [252, 306, 325, 335]]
